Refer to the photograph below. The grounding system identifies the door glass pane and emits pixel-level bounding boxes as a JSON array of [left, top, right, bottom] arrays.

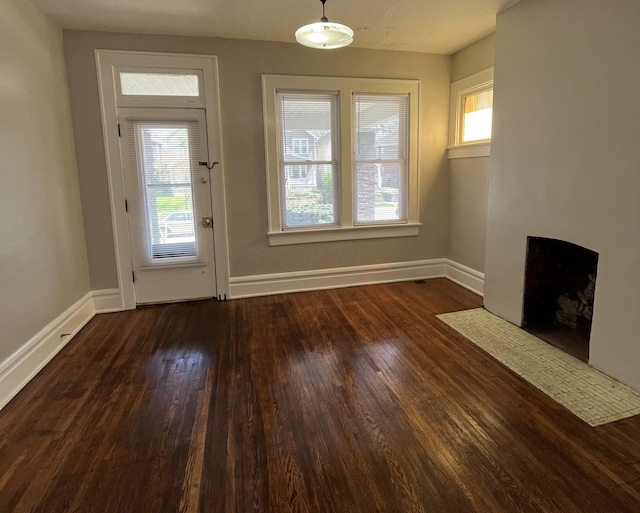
[[135, 123, 197, 259], [121, 73, 199, 96]]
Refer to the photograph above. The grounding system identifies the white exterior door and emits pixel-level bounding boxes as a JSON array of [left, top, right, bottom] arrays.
[[120, 108, 216, 304], [96, 51, 230, 309]]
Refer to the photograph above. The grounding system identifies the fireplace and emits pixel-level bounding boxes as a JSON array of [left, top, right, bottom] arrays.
[[522, 237, 598, 362]]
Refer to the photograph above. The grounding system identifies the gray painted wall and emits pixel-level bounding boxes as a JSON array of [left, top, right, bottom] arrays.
[[448, 33, 494, 273], [486, 0, 640, 389], [452, 33, 495, 82], [63, 31, 452, 289], [448, 157, 490, 273], [0, 0, 90, 363]]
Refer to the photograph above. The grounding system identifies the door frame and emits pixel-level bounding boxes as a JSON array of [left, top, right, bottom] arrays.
[[96, 50, 230, 309]]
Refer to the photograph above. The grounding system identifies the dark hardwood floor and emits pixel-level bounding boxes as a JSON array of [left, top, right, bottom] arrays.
[[1, 279, 639, 513]]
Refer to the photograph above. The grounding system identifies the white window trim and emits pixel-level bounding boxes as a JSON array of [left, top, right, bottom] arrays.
[[262, 74, 421, 246], [447, 67, 494, 159]]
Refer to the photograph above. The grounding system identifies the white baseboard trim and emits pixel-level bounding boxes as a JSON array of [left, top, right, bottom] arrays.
[[443, 259, 485, 297], [92, 288, 123, 313], [230, 259, 448, 299], [229, 259, 484, 299], [0, 292, 95, 411]]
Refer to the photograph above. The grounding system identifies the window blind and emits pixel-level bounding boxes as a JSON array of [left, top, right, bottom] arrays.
[[126, 120, 200, 262], [277, 91, 338, 228], [353, 94, 408, 224]]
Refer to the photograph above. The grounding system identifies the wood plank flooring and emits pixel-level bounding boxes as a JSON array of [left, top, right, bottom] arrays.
[[1, 279, 639, 512]]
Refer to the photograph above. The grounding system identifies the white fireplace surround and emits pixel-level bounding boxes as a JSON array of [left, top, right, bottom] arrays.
[[483, 0, 640, 391]]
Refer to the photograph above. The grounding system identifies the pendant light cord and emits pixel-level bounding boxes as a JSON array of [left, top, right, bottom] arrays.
[[321, 0, 328, 22]]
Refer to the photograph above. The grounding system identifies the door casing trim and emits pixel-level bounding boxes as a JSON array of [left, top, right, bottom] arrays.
[[95, 50, 230, 309]]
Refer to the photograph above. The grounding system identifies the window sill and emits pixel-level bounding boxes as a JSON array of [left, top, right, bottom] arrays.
[[447, 142, 490, 159], [268, 223, 421, 246]]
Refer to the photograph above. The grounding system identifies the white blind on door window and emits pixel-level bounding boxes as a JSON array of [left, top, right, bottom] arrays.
[[353, 94, 408, 224], [277, 91, 338, 228], [126, 120, 201, 263]]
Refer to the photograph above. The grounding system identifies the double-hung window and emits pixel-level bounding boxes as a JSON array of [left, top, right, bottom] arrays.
[[278, 91, 339, 228], [263, 75, 420, 245], [353, 93, 408, 224]]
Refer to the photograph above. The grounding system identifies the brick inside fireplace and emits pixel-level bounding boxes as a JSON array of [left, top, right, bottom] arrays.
[[522, 236, 598, 362]]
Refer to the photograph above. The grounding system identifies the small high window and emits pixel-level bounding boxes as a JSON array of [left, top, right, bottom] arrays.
[[448, 67, 494, 159], [120, 73, 199, 96]]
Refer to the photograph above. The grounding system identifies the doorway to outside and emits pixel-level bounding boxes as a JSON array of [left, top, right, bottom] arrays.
[[96, 51, 230, 308]]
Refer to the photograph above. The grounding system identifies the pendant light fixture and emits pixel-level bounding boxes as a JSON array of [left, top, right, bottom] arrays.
[[295, 0, 354, 50]]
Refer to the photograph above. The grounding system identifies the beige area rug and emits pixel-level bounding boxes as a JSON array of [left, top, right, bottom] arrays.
[[436, 308, 640, 426]]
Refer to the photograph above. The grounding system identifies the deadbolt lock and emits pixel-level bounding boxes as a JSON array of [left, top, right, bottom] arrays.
[[202, 216, 213, 228]]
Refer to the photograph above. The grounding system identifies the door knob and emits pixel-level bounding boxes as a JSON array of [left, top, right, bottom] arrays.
[[202, 216, 213, 228]]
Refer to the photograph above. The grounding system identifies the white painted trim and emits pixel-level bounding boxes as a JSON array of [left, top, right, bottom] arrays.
[[447, 142, 490, 159], [95, 50, 231, 308], [96, 50, 135, 310], [229, 259, 484, 299], [0, 293, 95, 411], [92, 288, 123, 313], [443, 259, 485, 296], [229, 259, 446, 298], [268, 223, 421, 246]]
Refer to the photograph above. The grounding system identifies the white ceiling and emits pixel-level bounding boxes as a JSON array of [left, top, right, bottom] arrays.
[[31, 0, 520, 54]]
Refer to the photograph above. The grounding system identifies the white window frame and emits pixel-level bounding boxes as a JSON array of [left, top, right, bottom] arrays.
[[262, 75, 421, 246], [448, 67, 494, 159]]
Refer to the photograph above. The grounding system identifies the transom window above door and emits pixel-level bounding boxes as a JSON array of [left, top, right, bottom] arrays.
[[114, 67, 205, 108], [120, 72, 200, 97]]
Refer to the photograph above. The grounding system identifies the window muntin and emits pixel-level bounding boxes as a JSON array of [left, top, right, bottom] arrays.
[[353, 94, 408, 224], [277, 92, 338, 229]]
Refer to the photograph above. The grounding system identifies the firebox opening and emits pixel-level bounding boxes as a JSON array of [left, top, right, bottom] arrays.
[[522, 236, 598, 363]]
